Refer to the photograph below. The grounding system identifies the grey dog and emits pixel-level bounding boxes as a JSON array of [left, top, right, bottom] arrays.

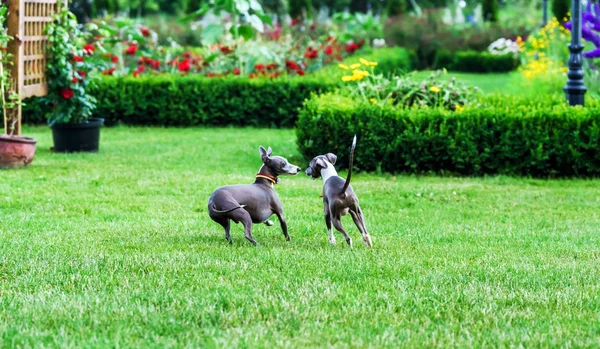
[[208, 146, 301, 245], [305, 136, 372, 248]]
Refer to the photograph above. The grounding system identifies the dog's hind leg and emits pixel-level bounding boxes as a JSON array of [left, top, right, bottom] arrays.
[[331, 215, 352, 248], [350, 206, 372, 248], [219, 218, 232, 244], [324, 204, 335, 245], [230, 209, 258, 246]]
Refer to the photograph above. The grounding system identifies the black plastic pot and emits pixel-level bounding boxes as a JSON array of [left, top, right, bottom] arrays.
[[50, 118, 104, 153]]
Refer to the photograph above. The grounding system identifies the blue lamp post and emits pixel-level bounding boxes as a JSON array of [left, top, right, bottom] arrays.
[[543, 0, 548, 26], [564, 0, 587, 106]]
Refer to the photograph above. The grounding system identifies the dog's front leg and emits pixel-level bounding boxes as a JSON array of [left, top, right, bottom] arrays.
[[275, 211, 291, 241]]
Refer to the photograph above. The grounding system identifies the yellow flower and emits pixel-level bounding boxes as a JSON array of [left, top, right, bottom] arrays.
[[338, 64, 349, 70], [455, 105, 464, 111], [360, 58, 378, 66], [342, 75, 354, 82], [350, 63, 361, 70], [370, 98, 376, 103], [560, 67, 569, 73], [352, 69, 369, 77], [430, 86, 441, 93]]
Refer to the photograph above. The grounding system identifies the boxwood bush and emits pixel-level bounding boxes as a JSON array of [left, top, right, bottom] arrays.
[[22, 47, 415, 127], [434, 50, 520, 73], [296, 93, 600, 177]]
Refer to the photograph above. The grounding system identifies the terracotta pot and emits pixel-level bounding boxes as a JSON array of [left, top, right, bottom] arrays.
[[0, 134, 37, 169]]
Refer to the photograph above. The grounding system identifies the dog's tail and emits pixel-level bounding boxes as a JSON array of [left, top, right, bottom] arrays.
[[210, 204, 246, 214], [341, 135, 357, 196]]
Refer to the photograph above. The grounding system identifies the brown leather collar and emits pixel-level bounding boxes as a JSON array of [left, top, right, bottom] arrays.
[[256, 173, 278, 185]]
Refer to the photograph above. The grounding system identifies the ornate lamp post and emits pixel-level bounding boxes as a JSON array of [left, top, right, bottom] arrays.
[[564, 0, 587, 106]]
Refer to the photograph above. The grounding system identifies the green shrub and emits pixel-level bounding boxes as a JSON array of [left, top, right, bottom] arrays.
[[296, 93, 600, 177], [482, 0, 499, 22], [552, 0, 570, 22], [23, 75, 336, 127], [22, 47, 415, 127], [434, 50, 520, 73]]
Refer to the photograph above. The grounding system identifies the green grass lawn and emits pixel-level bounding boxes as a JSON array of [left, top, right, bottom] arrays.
[[2, 127, 600, 347]]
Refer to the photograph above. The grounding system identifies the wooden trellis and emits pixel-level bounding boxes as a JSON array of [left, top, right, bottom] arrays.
[[5, 0, 66, 135]]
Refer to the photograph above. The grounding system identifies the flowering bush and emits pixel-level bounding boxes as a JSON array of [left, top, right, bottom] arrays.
[[77, 11, 373, 80], [43, 7, 97, 125], [337, 59, 478, 110], [487, 38, 521, 57], [0, 3, 21, 135], [519, 18, 570, 81]]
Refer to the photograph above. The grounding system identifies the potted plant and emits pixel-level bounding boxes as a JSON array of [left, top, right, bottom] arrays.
[[43, 6, 102, 153], [0, 3, 36, 169]]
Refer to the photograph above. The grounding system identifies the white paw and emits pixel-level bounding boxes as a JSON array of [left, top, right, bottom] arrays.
[[265, 220, 274, 227], [329, 237, 336, 245]]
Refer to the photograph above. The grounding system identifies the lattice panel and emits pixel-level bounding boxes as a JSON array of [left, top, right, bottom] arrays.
[[21, 0, 59, 98]]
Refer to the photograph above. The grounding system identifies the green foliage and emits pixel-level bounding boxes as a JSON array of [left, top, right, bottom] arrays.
[[0, 3, 22, 135], [180, 0, 272, 44], [482, 0, 499, 22], [434, 50, 520, 73], [318, 47, 416, 78], [552, 0, 570, 22], [297, 93, 600, 177], [23, 47, 414, 127], [25, 75, 336, 127], [384, 11, 528, 69], [43, 7, 97, 125]]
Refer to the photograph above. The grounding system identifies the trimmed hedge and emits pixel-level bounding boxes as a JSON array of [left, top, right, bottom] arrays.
[[434, 50, 520, 73], [296, 93, 600, 177], [22, 47, 415, 127]]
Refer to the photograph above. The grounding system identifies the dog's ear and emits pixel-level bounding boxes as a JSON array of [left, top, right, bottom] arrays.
[[267, 147, 273, 157], [259, 146, 270, 162], [315, 157, 328, 169], [325, 153, 337, 165]]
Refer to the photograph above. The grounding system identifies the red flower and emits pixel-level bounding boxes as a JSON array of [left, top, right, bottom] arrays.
[[110, 55, 119, 63], [346, 43, 359, 54], [297, 69, 305, 76], [137, 65, 146, 73], [125, 45, 138, 55], [141, 28, 150, 37], [79, 71, 86, 78], [310, 24, 316, 30], [83, 44, 95, 55], [72, 77, 78, 84], [103, 68, 116, 76], [324, 46, 333, 55], [179, 59, 191, 72], [249, 73, 256, 79], [304, 47, 318, 59], [183, 52, 191, 59], [61, 88, 74, 99], [207, 72, 215, 78], [286, 60, 299, 70], [255, 64, 265, 71], [336, 54, 343, 61], [220, 46, 234, 54], [271, 72, 280, 79], [290, 19, 297, 26], [150, 59, 160, 70], [234, 68, 240, 75], [133, 71, 140, 77], [267, 63, 278, 70], [73, 55, 84, 62]]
